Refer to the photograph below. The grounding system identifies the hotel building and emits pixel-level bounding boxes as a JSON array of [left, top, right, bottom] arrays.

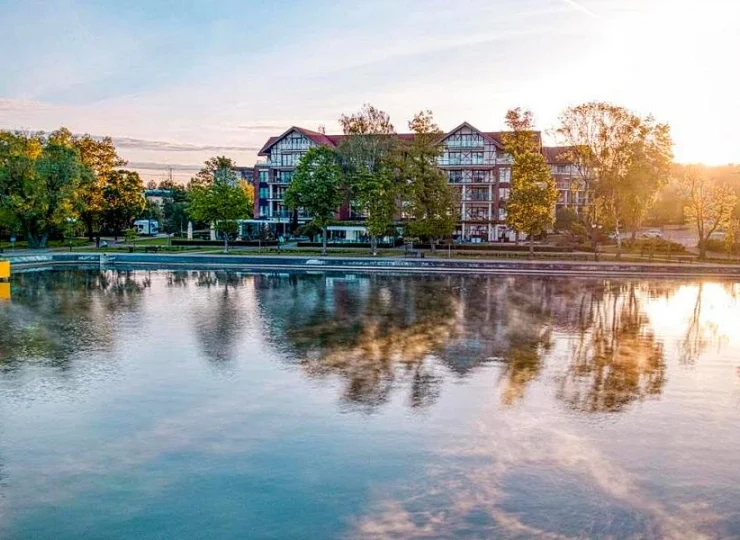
[[247, 122, 586, 242]]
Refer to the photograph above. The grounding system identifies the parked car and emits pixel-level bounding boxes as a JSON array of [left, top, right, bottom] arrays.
[[642, 229, 663, 239]]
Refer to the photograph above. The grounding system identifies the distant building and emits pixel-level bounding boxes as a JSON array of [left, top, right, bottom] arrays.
[[247, 123, 586, 242]]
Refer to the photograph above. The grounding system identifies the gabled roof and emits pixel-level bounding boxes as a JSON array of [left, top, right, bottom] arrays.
[[438, 121, 508, 149], [257, 126, 338, 156], [256, 122, 549, 157]]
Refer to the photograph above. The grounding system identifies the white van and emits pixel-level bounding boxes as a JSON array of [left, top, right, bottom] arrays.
[[134, 220, 160, 236]]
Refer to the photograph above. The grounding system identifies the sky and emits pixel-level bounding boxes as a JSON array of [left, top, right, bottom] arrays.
[[1, 0, 738, 182]]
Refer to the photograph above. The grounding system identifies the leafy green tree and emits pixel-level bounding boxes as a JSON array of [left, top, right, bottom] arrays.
[[283, 146, 344, 256], [502, 108, 558, 257], [49, 127, 127, 240], [189, 156, 236, 189], [337, 104, 398, 255], [0, 131, 90, 248], [678, 166, 737, 259], [557, 102, 673, 257], [188, 166, 251, 253], [402, 110, 456, 253], [102, 170, 146, 239]]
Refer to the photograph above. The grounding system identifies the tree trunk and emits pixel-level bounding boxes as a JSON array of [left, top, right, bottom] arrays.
[[529, 234, 534, 259], [699, 238, 707, 260], [630, 227, 637, 241], [370, 235, 378, 256], [224, 233, 229, 254], [85, 215, 94, 241], [322, 226, 327, 256], [615, 223, 622, 260], [430, 238, 436, 254]]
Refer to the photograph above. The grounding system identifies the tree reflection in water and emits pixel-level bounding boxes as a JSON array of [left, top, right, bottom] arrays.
[[556, 282, 665, 413], [255, 274, 674, 413], [0, 269, 149, 371], [189, 272, 252, 365]]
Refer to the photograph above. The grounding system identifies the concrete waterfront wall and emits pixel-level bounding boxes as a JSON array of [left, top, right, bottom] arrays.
[[4, 252, 740, 278]]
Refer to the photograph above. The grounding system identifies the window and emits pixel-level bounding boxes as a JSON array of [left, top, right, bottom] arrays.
[[498, 187, 511, 200], [471, 152, 484, 165], [499, 168, 511, 183], [448, 170, 463, 183], [472, 170, 489, 183], [259, 170, 269, 183], [258, 187, 269, 199], [277, 171, 294, 183], [259, 205, 269, 217]]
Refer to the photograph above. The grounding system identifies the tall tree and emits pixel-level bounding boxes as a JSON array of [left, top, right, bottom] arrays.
[[0, 131, 89, 248], [284, 146, 344, 256], [557, 102, 673, 256], [337, 104, 398, 255], [188, 166, 251, 253], [402, 110, 456, 253], [678, 166, 737, 259], [189, 156, 237, 188], [618, 118, 673, 238], [49, 127, 127, 240], [102, 170, 146, 239], [502, 108, 558, 257]]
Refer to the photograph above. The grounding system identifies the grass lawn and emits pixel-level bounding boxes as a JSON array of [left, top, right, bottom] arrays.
[[0, 238, 90, 249]]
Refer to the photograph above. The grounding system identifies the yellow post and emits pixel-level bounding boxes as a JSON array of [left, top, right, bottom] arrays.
[[0, 282, 9, 301], [0, 260, 10, 280]]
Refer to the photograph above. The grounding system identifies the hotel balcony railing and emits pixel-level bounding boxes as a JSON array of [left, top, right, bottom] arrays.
[[448, 177, 493, 184], [463, 195, 492, 202], [438, 159, 495, 167]]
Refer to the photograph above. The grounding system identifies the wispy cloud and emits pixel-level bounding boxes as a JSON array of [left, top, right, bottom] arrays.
[[111, 136, 259, 153], [560, 0, 599, 18]]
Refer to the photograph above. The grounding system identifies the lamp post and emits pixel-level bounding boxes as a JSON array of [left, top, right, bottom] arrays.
[[591, 223, 602, 262], [65, 217, 77, 252]]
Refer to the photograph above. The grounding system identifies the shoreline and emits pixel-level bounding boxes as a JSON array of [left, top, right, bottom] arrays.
[[4, 252, 740, 279]]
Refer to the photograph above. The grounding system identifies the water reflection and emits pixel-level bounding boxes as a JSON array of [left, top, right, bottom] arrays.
[[4, 270, 737, 416], [256, 275, 672, 413], [556, 282, 665, 413], [0, 270, 150, 371], [2, 270, 740, 539]]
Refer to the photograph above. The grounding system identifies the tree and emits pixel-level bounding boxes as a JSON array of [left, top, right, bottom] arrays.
[[283, 146, 344, 256], [0, 131, 89, 248], [402, 110, 456, 253], [189, 156, 236, 188], [502, 108, 558, 257], [49, 127, 127, 240], [618, 119, 673, 239], [678, 166, 737, 259], [556, 102, 673, 257], [102, 170, 146, 239], [188, 166, 251, 253], [337, 104, 398, 255]]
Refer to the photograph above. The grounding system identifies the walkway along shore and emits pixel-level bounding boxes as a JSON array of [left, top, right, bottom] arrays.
[[4, 252, 740, 278]]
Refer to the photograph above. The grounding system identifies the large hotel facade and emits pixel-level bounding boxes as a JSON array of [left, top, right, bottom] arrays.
[[243, 122, 586, 243]]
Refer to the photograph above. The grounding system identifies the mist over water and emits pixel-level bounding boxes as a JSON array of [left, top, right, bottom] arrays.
[[1, 270, 739, 539]]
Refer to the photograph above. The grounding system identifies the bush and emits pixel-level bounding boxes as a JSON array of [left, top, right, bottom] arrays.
[[622, 238, 686, 254], [703, 238, 740, 254]]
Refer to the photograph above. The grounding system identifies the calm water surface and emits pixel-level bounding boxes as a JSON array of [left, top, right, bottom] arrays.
[[1, 269, 739, 539]]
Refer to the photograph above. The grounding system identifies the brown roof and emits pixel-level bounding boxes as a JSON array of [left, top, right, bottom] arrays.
[[257, 124, 558, 159]]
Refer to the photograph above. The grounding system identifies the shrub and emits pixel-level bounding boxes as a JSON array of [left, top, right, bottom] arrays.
[[622, 238, 686, 254], [703, 238, 740, 254]]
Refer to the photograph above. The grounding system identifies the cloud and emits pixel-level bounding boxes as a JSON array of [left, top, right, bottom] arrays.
[[560, 0, 600, 18], [126, 162, 201, 171], [110, 136, 260, 153]]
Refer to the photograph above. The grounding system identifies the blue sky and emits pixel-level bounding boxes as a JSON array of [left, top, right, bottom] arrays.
[[1, 0, 738, 181]]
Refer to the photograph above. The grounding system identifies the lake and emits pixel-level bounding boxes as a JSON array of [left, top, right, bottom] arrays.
[[1, 269, 739, 539]]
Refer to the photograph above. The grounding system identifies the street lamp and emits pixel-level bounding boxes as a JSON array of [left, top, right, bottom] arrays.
[[591, 223, 603, 261], [65, 217, 78, 252]]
